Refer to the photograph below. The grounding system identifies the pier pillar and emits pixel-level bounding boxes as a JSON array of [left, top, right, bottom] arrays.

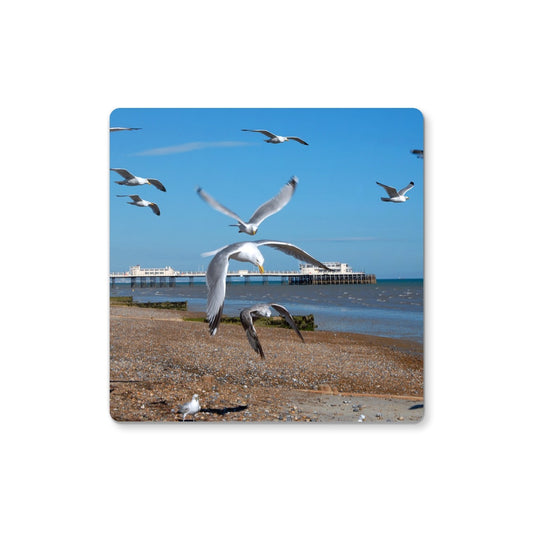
[[189, 276, 194, 287]]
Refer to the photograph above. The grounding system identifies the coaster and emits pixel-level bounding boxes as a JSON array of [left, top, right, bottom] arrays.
[[110, 108, 424, 423]]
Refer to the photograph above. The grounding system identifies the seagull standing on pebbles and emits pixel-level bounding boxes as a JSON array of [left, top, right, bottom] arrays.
[[376, 181, 415, 203], [240, 303, 305, 358], [196, 176, 298, 235], [178, 394, 201, 421], [116, 194, 161, 216], [241, 129, 309, 146], [203, 240, 332, 335], [111, 168, 167, 192]]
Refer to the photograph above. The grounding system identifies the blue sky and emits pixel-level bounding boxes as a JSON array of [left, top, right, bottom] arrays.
[[110, 108, 423, 278]]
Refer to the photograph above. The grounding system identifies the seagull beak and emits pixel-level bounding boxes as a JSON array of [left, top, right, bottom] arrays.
[[258, 265, 265, 274]]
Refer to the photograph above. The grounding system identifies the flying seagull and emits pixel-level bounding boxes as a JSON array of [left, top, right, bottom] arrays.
[[376, 181, 415, 203], [410, 149, 424, 159], [240, 303, 304, 358], [177, 394, 201, 421], [110, 127, 142, 132], [196, 176, 298, 235], [116, 194, 160, 216], [241, 129, 309, 146], [203, 240, 332, 335], [111, 168, 166, 192]]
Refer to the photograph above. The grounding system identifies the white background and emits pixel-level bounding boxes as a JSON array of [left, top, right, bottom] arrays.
[[2, 1, 531, 531]]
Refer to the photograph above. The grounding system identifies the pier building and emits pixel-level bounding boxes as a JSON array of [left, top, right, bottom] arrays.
[[110, 263, 376, 287]]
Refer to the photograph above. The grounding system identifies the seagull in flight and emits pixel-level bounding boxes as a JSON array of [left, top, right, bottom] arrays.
[[410, 149, 424, 159], [110, 168, 166, 192], [376, 181, 415, 203], [203, 240, 332, 335], [177, 394, 201, 421], [196, 176, 298, 235], [241, 129, 309, 146], [240, 303, 304, 358], [116, 194, 161, 216], [110, 127, 142, 132]]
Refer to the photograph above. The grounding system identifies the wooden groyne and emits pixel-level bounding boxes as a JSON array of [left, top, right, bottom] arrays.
[[110, 297, 187, 310]]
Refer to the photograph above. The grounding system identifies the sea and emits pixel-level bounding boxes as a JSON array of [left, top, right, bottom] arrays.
[[110, 279, 423, 343]]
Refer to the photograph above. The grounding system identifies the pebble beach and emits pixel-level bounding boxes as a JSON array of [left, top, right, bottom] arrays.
[[110, 306, 424, 423]]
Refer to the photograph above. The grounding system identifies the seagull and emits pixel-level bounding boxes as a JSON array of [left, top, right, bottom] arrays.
[[177, 394, 201, 421], [111, 168, 166, 192], [116, 194, 160, 215], [240, 303, 304, 358], [110, 127, 142, 132], [203, 240, 332, 335], [376, 181, 415, 203], [241, 129, 309, 146], [410, 149, 424, 159], [196, 176, 298, 235]]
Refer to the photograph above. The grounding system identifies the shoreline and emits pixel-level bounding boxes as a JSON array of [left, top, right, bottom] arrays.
[[110, 306, 424, 423]]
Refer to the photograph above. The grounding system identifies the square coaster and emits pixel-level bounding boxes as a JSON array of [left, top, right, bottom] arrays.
[[110, 108, 424, 423]]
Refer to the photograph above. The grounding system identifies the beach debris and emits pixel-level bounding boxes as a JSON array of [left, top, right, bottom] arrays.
[[376, 180, 414, 203], [357, 414, 366, 423], [177, 394, 201, 421], [241, 128, 309, 145], [196, 176, 298, 235], [239, 303, 304, 358]]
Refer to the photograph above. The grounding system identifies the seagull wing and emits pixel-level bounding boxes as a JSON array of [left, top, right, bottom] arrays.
[[270, 304, 305, 343], [116, 194, 142, 201], [177, 400, 191, 414], [255, 240, 333, 271], [398, 181, 415, 196], [206, 244, 242, 335], [196, 187, 245, 225], [147, 179, 166, 192], [110, 168, 136, 180], [286, 136, 309, 146], [248, 176, 298, 225], [149, 202, 160, 216], [376, 181, 399, 198], [241, 129, 276, 139], [240, 308, 265, 358]]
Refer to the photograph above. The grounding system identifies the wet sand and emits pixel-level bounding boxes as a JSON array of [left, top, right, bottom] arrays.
[[110, 306, 424, 423]]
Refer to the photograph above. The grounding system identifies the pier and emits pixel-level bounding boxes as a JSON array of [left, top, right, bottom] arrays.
[[110, 263, 376, 287]]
